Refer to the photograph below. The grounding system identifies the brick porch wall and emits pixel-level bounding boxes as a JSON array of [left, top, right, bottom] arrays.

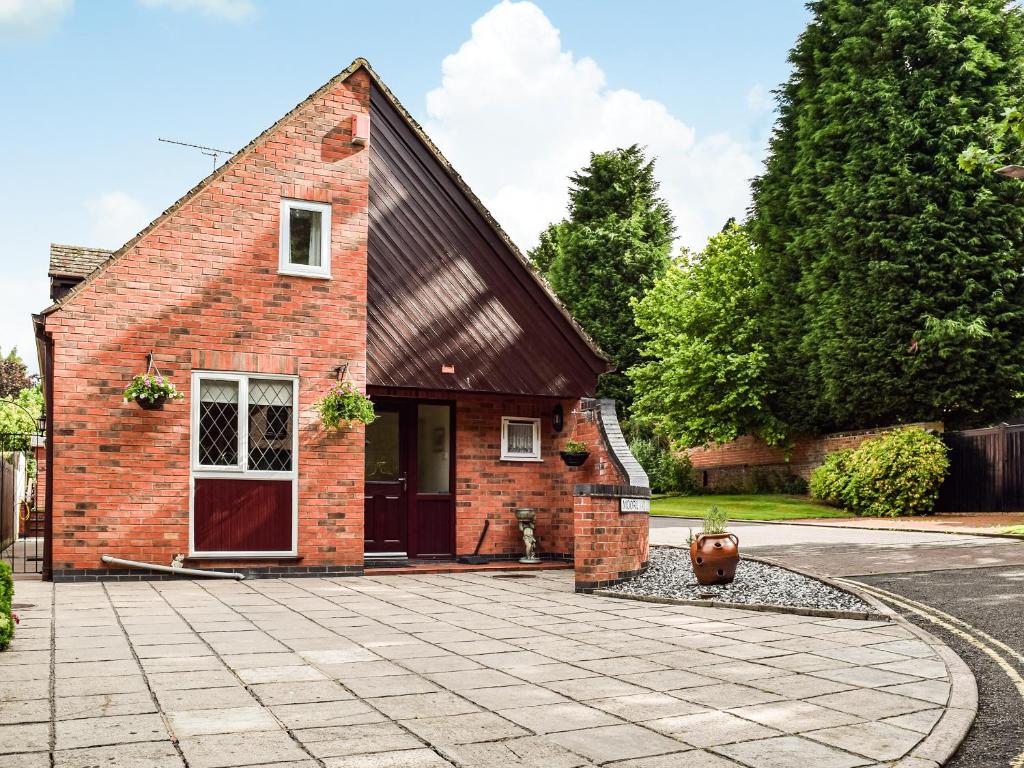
[[44, 70, 372, 575], [571, 400, 651, 591]]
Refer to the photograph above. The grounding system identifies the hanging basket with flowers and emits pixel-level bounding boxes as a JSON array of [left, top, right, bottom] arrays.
[[314, 380, 376, 429], [123, 354, 184, 411]]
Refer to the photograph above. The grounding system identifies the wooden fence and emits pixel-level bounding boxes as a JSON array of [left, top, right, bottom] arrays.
[[937, 424, 1024, 513]]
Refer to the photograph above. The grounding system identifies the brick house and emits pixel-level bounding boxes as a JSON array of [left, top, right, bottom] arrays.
[[32, 59, 649, 589]]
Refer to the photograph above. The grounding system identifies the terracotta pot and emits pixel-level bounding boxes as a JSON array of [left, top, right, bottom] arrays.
[[135, 395, 167, 411], [689, 532, 740, 586]]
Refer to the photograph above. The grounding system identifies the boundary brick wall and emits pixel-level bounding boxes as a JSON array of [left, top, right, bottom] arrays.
[[43, 70, 372, 578], [687, 422, 944, 490]]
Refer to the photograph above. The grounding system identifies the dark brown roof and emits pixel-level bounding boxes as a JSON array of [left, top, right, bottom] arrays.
[[48, 244, 113, 278], [41, 59, 609, 396], [367, 81, 608, 396]]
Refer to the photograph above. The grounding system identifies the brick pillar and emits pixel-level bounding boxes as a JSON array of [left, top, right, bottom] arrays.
[[570, 399, 651, 592]]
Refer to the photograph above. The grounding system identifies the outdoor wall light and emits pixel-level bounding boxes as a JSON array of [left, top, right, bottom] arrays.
[[552, 404, 564, 433]]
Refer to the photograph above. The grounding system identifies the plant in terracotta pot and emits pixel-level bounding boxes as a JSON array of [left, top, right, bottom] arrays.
[[314, 381, 376, 429], [560, 439, 590, 467], [123, 373, 184, 411], [689, 505, 740, 586]]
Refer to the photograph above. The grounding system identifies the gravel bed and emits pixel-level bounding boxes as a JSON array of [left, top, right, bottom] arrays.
[[606, 546, 875, 613]]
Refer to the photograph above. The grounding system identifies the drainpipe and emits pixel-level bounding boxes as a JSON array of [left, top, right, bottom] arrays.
[[100, 555, 244, 580]]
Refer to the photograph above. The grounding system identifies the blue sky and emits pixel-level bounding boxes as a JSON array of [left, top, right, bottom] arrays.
[[0, 0, 810, 373]]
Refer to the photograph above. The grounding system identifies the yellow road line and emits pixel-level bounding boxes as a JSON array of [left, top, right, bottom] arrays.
[[840, 579, 1024, 768]]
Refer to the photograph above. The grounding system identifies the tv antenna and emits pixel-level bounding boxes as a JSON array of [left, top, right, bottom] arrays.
[[158, 137, 235, 171]]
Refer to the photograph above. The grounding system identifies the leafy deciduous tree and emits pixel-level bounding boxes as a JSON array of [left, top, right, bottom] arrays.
[[629, 223, 785, 447]]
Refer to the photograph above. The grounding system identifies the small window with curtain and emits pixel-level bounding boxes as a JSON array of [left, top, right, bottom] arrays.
[[500, 417, 542, 461], [279, 199, 331, 278]]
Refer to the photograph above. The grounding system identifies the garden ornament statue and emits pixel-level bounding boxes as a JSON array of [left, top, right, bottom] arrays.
[[514, 508, 541, 564]]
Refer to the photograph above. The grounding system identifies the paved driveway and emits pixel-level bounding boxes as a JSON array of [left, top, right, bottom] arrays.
[[3, 572, 962, 767], [651, 517, 1024, 576]]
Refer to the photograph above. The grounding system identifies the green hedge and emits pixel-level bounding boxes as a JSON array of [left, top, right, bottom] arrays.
[[810, 428, 949, 517], [0, 561, 13, 650], [628, 438, 698, 495]]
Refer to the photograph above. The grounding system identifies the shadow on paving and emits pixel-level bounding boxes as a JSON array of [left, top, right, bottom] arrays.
[[854, 567, 1024, 768]]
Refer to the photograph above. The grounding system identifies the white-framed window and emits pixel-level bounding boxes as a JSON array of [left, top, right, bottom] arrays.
[[190, 371, 299, 558], [279, 198, 331, 278], [191, 372, 299, 476], [500, 416, 542, 461]]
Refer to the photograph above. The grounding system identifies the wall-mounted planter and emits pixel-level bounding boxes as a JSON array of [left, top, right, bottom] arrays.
[[560, 451, 590, 467]]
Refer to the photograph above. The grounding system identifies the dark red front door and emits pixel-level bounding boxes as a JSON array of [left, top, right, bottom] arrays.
[[364, 405, 408, 554], [364, 399, 455, 559]]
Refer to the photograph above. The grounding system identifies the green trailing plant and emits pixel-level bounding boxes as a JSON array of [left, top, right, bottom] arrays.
[[810, 429, 949, 517], [562, 439, 588, 454], [0, 561, 14, 651], [314, 381, 376, 429], [702, 505, 728, 535], [123, 374, 183, 405]]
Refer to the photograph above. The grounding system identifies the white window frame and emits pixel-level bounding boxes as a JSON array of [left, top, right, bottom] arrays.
[[189, 371, 299, 558], [278, 198, 332, 279], [500, 416, 542, 462]]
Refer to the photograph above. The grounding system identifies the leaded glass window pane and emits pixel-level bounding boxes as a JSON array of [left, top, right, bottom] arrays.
[[199, 380, 239, 466], [248, 379, 294, 472]]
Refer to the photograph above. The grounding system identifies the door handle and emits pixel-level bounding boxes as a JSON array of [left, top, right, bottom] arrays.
[[399, 474, 407, 493]]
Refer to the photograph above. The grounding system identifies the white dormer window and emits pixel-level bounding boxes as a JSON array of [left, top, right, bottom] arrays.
[[501, 417, 542, 461], [279, 199, 331, 278]]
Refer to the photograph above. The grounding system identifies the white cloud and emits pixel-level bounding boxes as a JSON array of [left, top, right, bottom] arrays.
[[84, 192, 152, 249], [746, 83, 774, 113], [424, 1, 760, 252], [0, 0, 72, 36], [140, 0, 253, 21]]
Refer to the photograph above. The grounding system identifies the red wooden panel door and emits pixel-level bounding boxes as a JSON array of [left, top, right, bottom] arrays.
[[409, 403, 455, 558], [194, 478, 292, 552], [364, 407, 408, 554]]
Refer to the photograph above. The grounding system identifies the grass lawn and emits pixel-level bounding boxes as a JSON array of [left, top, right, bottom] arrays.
[[1001, 525, 1024, 536], [651, 494, 855, 521]]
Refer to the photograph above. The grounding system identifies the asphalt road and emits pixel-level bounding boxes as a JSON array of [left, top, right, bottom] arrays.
[[651, 517, 1024, 767], [854, 567, 1024, 768]]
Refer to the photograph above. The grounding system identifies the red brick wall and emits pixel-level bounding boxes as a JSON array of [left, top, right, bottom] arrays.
[[688, 422, 944, 489], [43, 70, 372, 573], [570, 401, 651, 591]]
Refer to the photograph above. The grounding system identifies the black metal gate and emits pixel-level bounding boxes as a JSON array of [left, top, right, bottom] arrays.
[[1, 431, 46, 575], [936, 424, 1024, 513]]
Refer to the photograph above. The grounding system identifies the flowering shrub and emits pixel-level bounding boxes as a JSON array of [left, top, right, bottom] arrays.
[[810, 429, 949, 517], [314, 381, 376, 429], [0, 561, 14, 650], [123, 374, 183, 405]]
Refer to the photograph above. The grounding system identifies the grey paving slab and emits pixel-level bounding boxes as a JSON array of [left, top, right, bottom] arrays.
[[545, 723, 687, 762], [712, 734, 874, 767], [0, 571, 966, 768], [54, 740, 185, 768]]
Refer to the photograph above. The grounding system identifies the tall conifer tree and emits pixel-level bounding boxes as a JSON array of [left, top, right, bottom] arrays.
[[530, 145, 674, 408], [752, 0, 1024, 431]]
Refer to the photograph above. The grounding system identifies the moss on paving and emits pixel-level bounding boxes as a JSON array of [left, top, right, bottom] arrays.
[[651, 494, 854, 521]]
